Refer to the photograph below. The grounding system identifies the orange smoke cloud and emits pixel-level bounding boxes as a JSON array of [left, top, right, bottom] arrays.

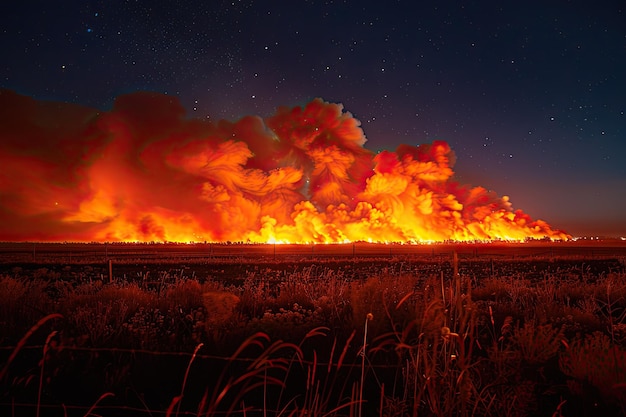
[[0, 89, 569, 243]]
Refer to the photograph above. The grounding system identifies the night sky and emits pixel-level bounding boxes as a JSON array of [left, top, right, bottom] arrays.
[[2, 0, 625, 238]]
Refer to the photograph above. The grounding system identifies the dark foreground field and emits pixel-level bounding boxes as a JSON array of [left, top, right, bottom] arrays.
[[1, 241, 626, 417]]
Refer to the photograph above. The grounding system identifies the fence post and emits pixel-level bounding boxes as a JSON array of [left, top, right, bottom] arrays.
[[454, 251, 461, 315]]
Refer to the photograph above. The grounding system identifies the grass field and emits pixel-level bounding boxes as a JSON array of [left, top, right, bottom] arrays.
[[1, 241, 626, 417]]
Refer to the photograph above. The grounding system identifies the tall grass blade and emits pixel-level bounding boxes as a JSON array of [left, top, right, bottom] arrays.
[[0, 313, 63, 381], [37, 330, 58, 417], [174, 342, 203, 417], [82, 392, 114, 417]]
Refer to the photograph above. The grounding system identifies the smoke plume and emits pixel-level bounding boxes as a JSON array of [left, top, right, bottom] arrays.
[[0, 89, 569, 242]]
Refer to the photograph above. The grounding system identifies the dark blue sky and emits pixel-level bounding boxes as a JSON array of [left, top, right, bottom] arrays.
[[2, 0, 625, 237]]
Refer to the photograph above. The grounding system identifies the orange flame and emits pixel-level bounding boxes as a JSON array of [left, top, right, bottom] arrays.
[[0, 89, 569, 243]]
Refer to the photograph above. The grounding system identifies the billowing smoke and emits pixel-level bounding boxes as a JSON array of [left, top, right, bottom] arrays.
[[0, 89, 569, 242]]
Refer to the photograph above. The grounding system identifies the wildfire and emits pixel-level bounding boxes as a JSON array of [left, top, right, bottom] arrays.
[[0, 89, 570, 243]]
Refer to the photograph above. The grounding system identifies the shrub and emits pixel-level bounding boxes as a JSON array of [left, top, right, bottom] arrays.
[[513, 321, 565, 366], [202, 291, 240, 330], [160, 279, 204, 311], [560, 331, 626, 410], [350, 274, 418, 338], [0, 275, 52, 342]]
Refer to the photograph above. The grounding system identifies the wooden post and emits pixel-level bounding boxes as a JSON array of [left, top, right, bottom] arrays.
[[108, 259, 113, 284], [453, 250, 459, 278], [454, 250, 461, 296], [440, 270, 446, 306]]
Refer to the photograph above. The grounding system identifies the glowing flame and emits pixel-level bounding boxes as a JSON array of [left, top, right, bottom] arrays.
[[0, 89, 569, 243]]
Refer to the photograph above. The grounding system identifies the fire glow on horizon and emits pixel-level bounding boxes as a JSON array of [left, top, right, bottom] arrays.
[[0, 89, 570, 243]]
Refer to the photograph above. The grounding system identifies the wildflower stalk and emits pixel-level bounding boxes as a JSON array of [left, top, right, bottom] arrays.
[[359, 313, 373, 417]]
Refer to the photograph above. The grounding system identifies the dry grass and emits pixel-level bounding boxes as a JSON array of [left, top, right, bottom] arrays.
[[1, 255, 626, 416]]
